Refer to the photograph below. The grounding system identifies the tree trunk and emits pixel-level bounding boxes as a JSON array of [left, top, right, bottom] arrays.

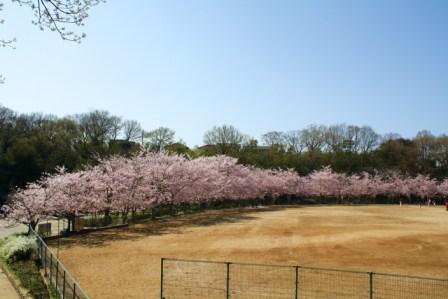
[[103, 210, 111, 226], [122, 210, 129, 223], [27, 222, 37, 235]]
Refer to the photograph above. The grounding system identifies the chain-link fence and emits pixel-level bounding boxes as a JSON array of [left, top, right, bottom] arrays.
[[30, 227, 89, 299], [160, 258, 448, 299]]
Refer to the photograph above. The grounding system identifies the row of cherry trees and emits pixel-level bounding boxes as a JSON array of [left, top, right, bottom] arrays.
[[3, 152, 448, 229]]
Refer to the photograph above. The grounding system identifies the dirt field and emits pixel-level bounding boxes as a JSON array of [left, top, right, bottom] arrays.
[[50, 205, 448, 299]]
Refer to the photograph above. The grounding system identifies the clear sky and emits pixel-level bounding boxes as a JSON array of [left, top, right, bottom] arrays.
[[0, 0, 447, 146]]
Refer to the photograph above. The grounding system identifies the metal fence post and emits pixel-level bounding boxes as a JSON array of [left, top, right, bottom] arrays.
[[295, 266, 299, 299], [50, 253, 53, 281], [56, 261, 59, 293], [36, 240, 40, 264], [39, 241, 43, 266], [369, 272, 373, 299], [226, 262, 231, 299], [36, 239, 40, 259], [73, 283, 76, 299], [160, 258, 164, 299], [63, 270, 66, 299], [44, 246, 47, 276]]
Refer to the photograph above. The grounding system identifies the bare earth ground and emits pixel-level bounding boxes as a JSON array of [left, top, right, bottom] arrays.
[[50, 205, 448, 299], [0, 266, 20, 299]]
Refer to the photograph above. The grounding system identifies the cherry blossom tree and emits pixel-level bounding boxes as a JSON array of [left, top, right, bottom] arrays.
[[44, 167, 93, 230], [409, 175, 438, 201], [5, 150, 448, 230], [308, 166, 346, 198], [438, 179, 448, 197], [3, 182, 49, 231]]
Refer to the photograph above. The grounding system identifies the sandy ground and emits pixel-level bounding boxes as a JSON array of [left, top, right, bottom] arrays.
[[50, 205, 448, 299], [0, 266, 20, 299]]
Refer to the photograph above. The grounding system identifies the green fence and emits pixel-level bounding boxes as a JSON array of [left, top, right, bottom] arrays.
[[30, 227, 89, 299], [160, 258, 448, 299]]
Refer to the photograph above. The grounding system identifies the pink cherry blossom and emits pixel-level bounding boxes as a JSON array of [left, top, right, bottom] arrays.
[[4, 151, 448, 229]]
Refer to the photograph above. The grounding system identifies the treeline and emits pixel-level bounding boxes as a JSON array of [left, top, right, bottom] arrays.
[[4, 153, 447, 231], [200, 125, 448, 179], [0, 106, 140, 205], [1, 104, 447, 206]]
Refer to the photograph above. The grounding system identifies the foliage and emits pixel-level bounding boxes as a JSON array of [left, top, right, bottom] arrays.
[[0, 235, 37, 263], [3, 152, 448, 229], [165, 142, 193, 156], [0, 234, 49, 298], [7, 259, 50, 299], [0, 106, 142, 207], [2, 104, 448, 214]]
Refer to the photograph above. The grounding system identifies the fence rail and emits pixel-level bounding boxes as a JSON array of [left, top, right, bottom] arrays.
[[30, 227, 89, 299], [160, 258, 448, 299]]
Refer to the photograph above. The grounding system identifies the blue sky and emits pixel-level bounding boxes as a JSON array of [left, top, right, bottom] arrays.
[[0, 0, 447, 146]]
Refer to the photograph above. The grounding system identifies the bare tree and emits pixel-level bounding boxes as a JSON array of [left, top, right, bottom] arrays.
[[414, 130, 435, 160], [0, 105, 16, 127], [358, 126, 380, 154], [324, 124, 346, 152], [123, 120, 142, 142], [300, 124, 326, 153], [75, 110, 118, 145], [323, 124, 379, 153], [284, 130, 305, 153], [433, 135, 448, 169], [261, 131, 285, 147], [203, 125, 247, 154], [109, 115, 122, 141], [344, 125, 362, 152], [144, 127, 175, 151]]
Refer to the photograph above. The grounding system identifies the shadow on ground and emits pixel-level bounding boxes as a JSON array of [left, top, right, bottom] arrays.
[[49, 205, 305, 249]]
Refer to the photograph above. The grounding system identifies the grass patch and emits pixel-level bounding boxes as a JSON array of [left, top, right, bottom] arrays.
[[1, 234, 51, 299], [7, 259, 50, 299]]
